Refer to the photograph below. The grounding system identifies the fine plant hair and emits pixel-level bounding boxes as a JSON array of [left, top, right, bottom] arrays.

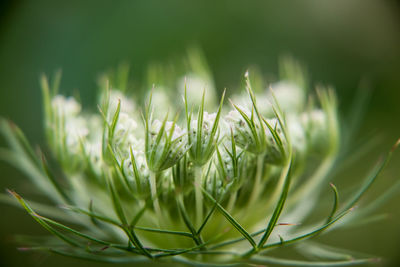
[[1, 52, 399, 266]]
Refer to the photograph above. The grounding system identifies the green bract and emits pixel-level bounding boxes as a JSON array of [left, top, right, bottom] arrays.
[[1, 55, 398, 266], [186, 89, 224, 166]]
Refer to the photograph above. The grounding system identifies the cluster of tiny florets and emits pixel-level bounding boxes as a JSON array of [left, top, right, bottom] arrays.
[[4, 57, 392, 266]]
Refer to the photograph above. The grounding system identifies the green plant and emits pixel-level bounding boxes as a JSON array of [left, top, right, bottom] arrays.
[[1, 53, 398, 266]]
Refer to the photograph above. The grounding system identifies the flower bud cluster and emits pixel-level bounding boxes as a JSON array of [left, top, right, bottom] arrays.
[[10, 58, 389, 267], [44, 73, 338, 221]]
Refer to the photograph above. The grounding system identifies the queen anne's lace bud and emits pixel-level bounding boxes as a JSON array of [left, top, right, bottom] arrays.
[[225, 105, 273, 156], [122, 148, 151, 198], [301, 109, 330, 154], [270, 81, 306, 114], [190, 112, 216, 141], [3, 56, 393, 267], [264, 118, 287, 164], [51, 95, 82, 116], [225, 108, 264, 154], [145, 119, 188, 172], [146, 89, 173, 118], [108, 90, 135, 114], [188, 111, 220, 165], [215, 139, 246, 192], [113, 113, 139, 156], [50, 96, 90, 168], [287, 115, 307, 157], [179, 74, 217, 109]]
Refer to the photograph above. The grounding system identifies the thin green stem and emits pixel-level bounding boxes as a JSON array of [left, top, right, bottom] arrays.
[[247, 154, 264, 208], [149, 171, 161, 223], [177, 195, 204, 247], [226, 191, 238, 213], [195, 165, 204, 228]]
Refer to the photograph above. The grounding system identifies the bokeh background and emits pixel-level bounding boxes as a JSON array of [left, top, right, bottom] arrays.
[[0, 0, 400, 266]]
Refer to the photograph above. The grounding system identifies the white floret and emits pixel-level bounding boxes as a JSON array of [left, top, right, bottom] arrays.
[[51, 95, 81, 117], [109, 90, 135, 114], [178, 73, 217, 108]]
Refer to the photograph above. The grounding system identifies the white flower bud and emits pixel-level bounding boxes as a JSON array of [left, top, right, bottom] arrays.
[[147, 89, 173, 118], [287, 115, 307, 156], [269, 81, 305, 114], [146, 119, 188, 172], [151, 120, 185, 141], [301, 109, 329, 153], [113, 113, 139, 157], [178, 74, 217, 109], [231, 92, 273, 117], [122, 149, 151, 198], [51, 95, 81, 117], [189, 112, 219, 165], [190, 112, 216, 137], [64, 116, 89, 149], [225, 108, 267, 154], [51, 95, 88, 155], [109, 90, 135, 114], [264, 118, 286, 164]]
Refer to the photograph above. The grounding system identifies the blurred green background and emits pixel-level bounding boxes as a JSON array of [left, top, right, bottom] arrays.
[[0, 0, 400, 266]]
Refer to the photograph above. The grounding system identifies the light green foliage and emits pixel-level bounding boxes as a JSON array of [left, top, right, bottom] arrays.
[[0, 53, 398, 266]]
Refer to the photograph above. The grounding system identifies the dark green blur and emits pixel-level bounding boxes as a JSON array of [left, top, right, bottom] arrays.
[[0, 0, 399, 266]]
